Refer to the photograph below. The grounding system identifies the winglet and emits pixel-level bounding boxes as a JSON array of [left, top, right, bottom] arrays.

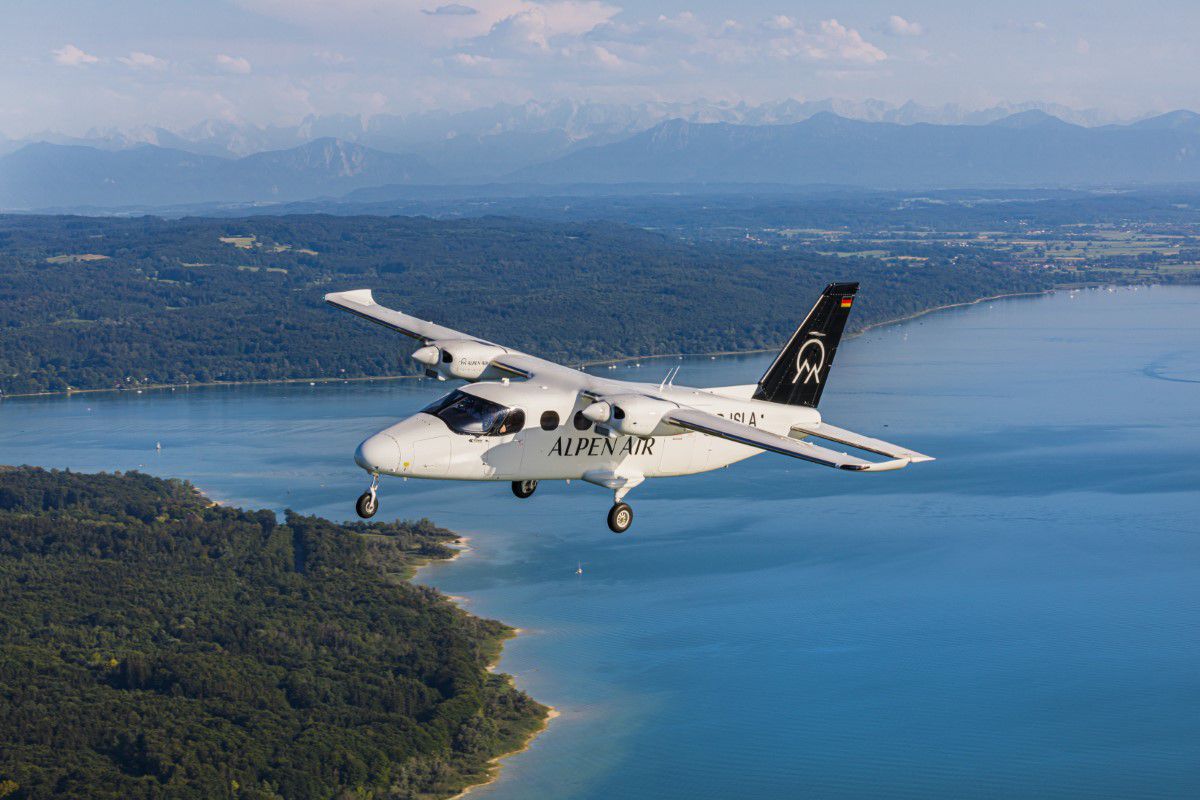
[[325, 289, 375, 307]]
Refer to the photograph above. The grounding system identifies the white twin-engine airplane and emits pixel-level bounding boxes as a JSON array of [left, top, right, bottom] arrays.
[[327, 282, 933, 533]]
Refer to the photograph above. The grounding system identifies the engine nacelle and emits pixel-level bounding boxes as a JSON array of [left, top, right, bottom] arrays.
[[413, 339, 507, 381], [582, 394, 683, 438]]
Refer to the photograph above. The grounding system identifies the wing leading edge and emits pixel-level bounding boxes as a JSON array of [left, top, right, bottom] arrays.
[[664, 408, 922, 472], [325, 289, 491, 345]]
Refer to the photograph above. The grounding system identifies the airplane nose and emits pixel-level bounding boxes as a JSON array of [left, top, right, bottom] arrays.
[[354, 434, 400, 473]]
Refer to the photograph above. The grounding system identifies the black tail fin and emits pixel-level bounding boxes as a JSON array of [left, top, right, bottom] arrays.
[[752, 282, 858, 408]]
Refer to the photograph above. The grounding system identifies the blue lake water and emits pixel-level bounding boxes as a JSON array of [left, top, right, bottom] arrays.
[[2, 286, 1198, 799]]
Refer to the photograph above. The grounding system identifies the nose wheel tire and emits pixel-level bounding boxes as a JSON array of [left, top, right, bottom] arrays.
[[356, 490, 378, 519], [512, 479, 538, 499], [607, 502, 633, 533]]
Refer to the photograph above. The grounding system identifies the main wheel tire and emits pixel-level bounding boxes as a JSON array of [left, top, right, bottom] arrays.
[[356, 491, 378, 519], [512, 479, 538, 499], [607, 502, 633, 533]]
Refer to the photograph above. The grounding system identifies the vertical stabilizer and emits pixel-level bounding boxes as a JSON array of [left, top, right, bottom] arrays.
[[751, 282, 858, 408]]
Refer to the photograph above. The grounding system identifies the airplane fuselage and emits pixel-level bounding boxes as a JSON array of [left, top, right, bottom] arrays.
[[357, 382, 822, 482]]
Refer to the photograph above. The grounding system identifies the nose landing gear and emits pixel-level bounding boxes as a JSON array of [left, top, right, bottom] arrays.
[[356, 474, 379, 519], [512, 479, 538, 499]]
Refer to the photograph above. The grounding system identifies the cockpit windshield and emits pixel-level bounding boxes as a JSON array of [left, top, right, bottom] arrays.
[[422, 390, 525, 436]]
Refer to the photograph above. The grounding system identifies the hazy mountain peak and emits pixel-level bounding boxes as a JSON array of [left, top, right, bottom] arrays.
[[1131, 109, 1200, 131], [987, 109, 1076, 129], [803, 111, 858, 126]]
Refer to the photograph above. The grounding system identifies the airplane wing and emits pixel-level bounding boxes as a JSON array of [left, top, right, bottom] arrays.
[[325, 289, 565, 381], [789, 421, 934, 463], [663, 408, 918, 472], [324, 289, 495, 346]]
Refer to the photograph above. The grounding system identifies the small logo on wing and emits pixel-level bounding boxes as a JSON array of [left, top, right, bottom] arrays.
[[791, 338, 826, 385]]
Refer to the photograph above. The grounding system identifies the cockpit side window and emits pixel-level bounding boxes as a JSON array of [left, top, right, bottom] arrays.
[[422, 390, 524, 437], [499, 408, 525, 435], [421, 391, 462, 416]]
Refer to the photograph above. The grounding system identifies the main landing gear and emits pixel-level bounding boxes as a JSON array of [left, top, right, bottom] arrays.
[[512, 477, 634, 532], [607, 502, 633, 533], [356, 474, 379, 519]]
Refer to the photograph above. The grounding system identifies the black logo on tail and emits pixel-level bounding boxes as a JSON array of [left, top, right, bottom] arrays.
[[752, 282, 858, 408]]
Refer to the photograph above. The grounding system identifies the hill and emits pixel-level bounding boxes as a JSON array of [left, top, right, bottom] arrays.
[[0, 466, 547, 800]]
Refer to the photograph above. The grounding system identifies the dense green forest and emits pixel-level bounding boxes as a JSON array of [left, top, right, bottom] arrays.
[[0, 214, 1058, 395], [0, 466, 547, 800]]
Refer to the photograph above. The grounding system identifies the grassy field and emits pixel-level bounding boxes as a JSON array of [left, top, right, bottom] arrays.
[[45, 253, 109, 264]]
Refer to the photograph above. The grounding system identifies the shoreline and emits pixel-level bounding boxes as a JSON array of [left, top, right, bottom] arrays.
[[415, 533, 558, 800], [448, 707, 561, 800], [1, 287, 1061, 402]]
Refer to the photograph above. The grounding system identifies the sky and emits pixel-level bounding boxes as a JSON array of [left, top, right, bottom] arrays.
[[3, 0, 1199, 137]]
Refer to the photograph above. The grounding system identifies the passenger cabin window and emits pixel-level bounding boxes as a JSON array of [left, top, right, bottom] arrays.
[[540, 410, 560, 430], [573, 410, 591, 431], [422, 390, 524, 436]]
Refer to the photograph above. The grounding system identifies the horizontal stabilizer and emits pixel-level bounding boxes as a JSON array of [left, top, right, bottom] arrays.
[[664, 408, 911, 472], [790, 421, 935, 463]]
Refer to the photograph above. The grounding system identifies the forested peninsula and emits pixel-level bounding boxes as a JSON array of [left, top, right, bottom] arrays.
[[0, 466, 548, 800]]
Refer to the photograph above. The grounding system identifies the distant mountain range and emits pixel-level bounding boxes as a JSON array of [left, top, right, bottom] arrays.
[[0, 138, 434, 208], [0, 98, 1141, 162], [509, 110, 1200, 187], [3, 108, 1200, 210]]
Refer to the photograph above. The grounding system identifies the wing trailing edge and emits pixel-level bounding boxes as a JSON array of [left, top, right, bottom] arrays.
[[790, 421, 935, 463], [663, 408, 913, 472]]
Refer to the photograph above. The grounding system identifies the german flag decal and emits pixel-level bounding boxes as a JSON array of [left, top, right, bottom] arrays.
[[840, 296, 854, 308]]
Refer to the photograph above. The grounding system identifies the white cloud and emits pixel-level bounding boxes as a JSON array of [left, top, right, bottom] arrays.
[[885, 15, 923, 37], [422, 3, 477, 14], [589, 44, 622, 68], [313, 49, 351, 65], [53, 44, 99, 67], [215, 54, 252, 74], [477, 9, 553, 53], [806, 19, 888, 63], [466, 2, 621, 59], [460, 10, 887, 74], [118, 51, 167, 70], [576, 12, 888, 68], [446, 52, 503, 72]]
